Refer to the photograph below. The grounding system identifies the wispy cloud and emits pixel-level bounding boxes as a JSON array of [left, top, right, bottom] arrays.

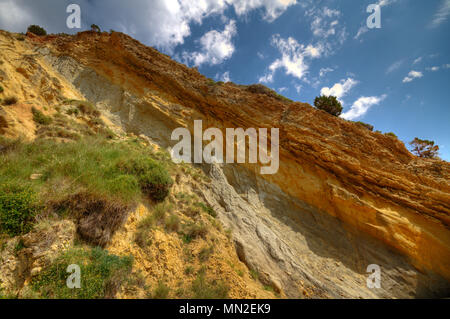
[[429, 0, 450, 28], [402, 70, 423, 83], [386, 60, 404, 74]]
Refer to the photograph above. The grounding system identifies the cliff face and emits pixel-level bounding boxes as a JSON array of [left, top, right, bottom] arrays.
[[1, 30, 449, 298]]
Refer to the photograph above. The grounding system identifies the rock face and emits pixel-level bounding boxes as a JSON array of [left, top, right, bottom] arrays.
[[1, 30, 449, 298]]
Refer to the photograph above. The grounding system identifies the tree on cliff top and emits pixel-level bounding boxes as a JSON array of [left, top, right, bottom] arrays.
[[410, 138, 439, 159], [314, 95, 343, 117], [27, 25, 47, 36], [91, 24, 101, 33]]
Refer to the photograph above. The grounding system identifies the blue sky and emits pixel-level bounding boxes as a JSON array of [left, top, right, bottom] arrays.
[[0, 0, 449, 159]]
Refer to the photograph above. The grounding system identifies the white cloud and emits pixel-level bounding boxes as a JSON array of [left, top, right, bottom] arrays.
[[413, 57, 423, 65], [294, 84, 302, 94], [0, 0, 296, 53], [430, 0, 450, 28], [354, 26, 368, 40], [426, 66, 440, 72], [183, 20, 237, 66], [402, 70, 423, 83], [217, 71, 231, 82], [0, 0, 33, 31], [259, 35, 322, 83], [341, 95, 387, 120], [386, 60, 404, 74], [229, 0, 297, 22], [444, 64, 450, 69], [319, 67, 334, 77], [311, 7, 341, 38], [320, 78, 358, 101]]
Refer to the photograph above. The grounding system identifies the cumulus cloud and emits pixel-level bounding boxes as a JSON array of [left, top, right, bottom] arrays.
[[320, 78, 358, 101], [0, 0, 296, 53], [216, 71, 231, 82], [341, 95, 387, 120], [230, 0, 297, 22], [402, 70, 423, 83], [429, 0, 450, 28], [183, 20, 237, 66], [259, 35, 322, 83]]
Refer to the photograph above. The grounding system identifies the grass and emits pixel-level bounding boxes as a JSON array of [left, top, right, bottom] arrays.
[[198, 245, 214, 262], [32, 107, 52, 125], [0, 85, 3, 93], [191, 268, 229, 299], [31, 247, 133, 299], [0, 136, 173, 240], [195, 202, 217, 218], [65, 100, 100, 117], [164, 214, 180, 232], [0, 183, 38, 236], [152, 281, 170, 299]]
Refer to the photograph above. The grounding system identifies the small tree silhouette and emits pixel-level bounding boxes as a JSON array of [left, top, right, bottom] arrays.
[[314, 95, 343, 117], [91, 24, 101, 33], [410, 138, 439, 159], [27, 25, 47, 36]]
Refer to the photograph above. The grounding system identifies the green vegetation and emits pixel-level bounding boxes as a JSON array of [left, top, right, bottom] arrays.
[[246, 84, 293, 103], [385, 132, 398, 138], [195, 202, 217, 218], [0, 85, 4, 93], [32, 107, 52, 125], [355, 121, 374, 131], [2, 96, 17, 106], [314, 95, 343, 116], [165, 214, 180, 232], [191, 268, 229, 299], [27, 25, 47, 36], [65, 100, 100, 117], [117, 157, 173, 202], [198, 245, 214, 262], [410, 137, 440, 159], [0, 135, 173, 241], [31, 247, 133, 299], [152, 281, 170, 299], [91, 24, 101, 33], [0, 184, 38, 237]]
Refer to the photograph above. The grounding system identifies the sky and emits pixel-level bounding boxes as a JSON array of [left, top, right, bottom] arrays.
[[0, 0, 449, 160]]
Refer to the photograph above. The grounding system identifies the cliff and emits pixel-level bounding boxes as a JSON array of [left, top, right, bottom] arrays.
[[0, 30, 449, 298]]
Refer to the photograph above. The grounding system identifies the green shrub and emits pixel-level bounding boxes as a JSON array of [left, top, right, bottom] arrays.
[[0, 184, 38, 237], [195, 202, 217, 218], [0, 85, 3, 93], [91, 24, 101, 33], [32, 107, 52, 125], [31, 247, 133, 299], [165, 214, 180, 232], [27, 25, 47, 36], [117, 157, 173, 202], [385, 132, 398, 138], [152, 281, 170, 299], [2, 96, 17, 106], [355, 121, 374, 131], [191, 269, 229, 299], [314, 95, 343, 116]]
